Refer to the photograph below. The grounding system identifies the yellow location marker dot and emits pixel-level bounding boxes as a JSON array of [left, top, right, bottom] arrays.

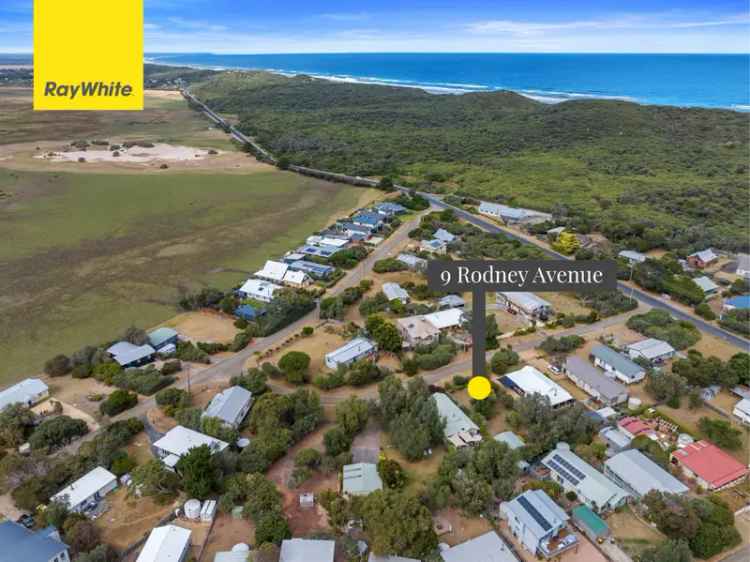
[[467, 375, 491, 400]]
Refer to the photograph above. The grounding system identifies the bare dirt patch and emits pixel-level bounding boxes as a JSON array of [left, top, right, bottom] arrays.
[[434, 507, 492, 546], [162, 311, 240, 343], [201, 514, 255, 561], [96, 488, 179, 550]]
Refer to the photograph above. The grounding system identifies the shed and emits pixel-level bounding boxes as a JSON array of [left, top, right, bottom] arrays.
[[625, 338, 676, 364], [618, 250, 647, 265], [438, 295, 465, 309], [693, 276, 719, 295], [396, 253, 427, 271], [590, 345, 646, 384], [441, 531, 519, 562], [153, 426, 229, 462], [501, 366, 574, 409], [433, 228, 456, 243], [234, 304, 262, 321]]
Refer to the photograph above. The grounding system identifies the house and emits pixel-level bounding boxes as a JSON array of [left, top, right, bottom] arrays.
[[396, 253, 427, 272], [624, 338, 676, 365], [396, 315, 440, 348], [423, 308, 465, 330], [352, 212, 385, 230], [671, 440, 749, 490], [501, 366, 575, 409], [420, 238, 447, 255], [693, 276, 719, 296], [733, 398, 750, 424], [288, 260, 335, 279], [0, 378, 49, 411], [736, 253, 750, 280], [477, 201, 551, 225], [617, 417, 655, 440], [342, 463, 383, 496], [106, 341, 156, 368], [501, 490, 577, 558], [571, 505, 609, 543], [547, 226, 566, 237], [722, 295, 750, 316], [441, 531, 519, 562], [337, 222, 373, 239], [433, 228, 456, 243], [306, 235, 350, 249], [599, 427, 632, 453], [618, 250, 647, 266], [283, 270, 311, 288], [136, 525, 191, 562], [497, 292, 553, 322], [237, 278, 281, 303], [0, 521, 69, 562], [494, 431, 530, 472], [297, 244, 343, 258], [564, 356, 628, 406], [432, 393, 480, 447], [374, 201, 408, 216], [687, 249, 719, 269], [203, 386, 253, 429], [51, 466, 118, 514], [541, 443, 629, 513], [438, 295, 465, 309], [382, 282, 410, 304], [147, 327, 179, 351], [153, 426, 229, 469], [255, 260, 288, 283], [234, 304, 263, 321], [590, 345, 646, 384], [280, 538, 335, 562], [604, 449, 688, 498], [324, 337, 377, 370]]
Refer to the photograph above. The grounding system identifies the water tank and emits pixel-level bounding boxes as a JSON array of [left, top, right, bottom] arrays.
[[236, 437, 251, 449], [628, 397, 642, 410], [184, 499, 201, 520], [232, 543, 250, 552]]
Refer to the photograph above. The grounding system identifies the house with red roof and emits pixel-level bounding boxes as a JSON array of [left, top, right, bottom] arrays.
[[617, 417, 655, 440], [670, 440, 748, 491]]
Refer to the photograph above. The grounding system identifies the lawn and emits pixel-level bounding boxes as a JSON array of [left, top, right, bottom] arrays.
[[0, 166, 376, 383]]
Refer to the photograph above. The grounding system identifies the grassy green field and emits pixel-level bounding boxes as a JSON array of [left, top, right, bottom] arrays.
[[0, 167, 372, 383]]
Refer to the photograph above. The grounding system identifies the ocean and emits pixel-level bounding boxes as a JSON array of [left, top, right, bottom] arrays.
[[146, 52, 750, 110]]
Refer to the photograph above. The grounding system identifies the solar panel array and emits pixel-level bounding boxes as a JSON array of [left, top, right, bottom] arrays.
[[546, 459, 580, 486], [553, 454, 586, 480], [517, 495, 551, 531]]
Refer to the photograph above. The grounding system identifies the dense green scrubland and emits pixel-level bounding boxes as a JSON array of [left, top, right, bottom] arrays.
[[182, 67, 749, 253]]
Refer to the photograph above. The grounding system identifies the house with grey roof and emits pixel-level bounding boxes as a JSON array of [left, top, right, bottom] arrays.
[[438, 295, 465, 309], [280, 538, 335, 562], [501, 489, 577, 558], [382, 282, 410, 304], [599, 427, 632, 453], [541, 443, 629, 513], [736, 254, 750, 280], [148, 327, 179, 351], [564, 356, 628, 406], [202, 386, 253, 429], [625, 338, 676, 365], [433, 228, 456, 243], [497, 292, 552, 322], [693, 276, 719, 296], [325, 337, 377, 370], [432, 393, 480, 447], [342, 463, 383, 496], [0, 378, 49, 412], [604, 449, 688, 498], [0, 521, 69, 562], [420, 238, 447, 255], [107, 341, 156, 368], [688, 248, 719, 269], [396, 253, 427, 272], [374, 202, 408, 216], [618, 250, 647, 266], [590, 345, 646, 384], [441, 531, 519, 562]]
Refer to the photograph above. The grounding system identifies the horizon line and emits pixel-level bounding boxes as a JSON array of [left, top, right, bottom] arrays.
[[2, 50, 750, 56]]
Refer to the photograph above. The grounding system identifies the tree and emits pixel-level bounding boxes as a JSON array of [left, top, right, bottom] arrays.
[[324, 426, 353, 457], [99, 389, 138, 416], [646, 372, 687, 407], [552, 231, 580, 255], [320, 296, 345, 319], [122, 325, 148, 345], [335, 396, 370, 436], [490, 347, 519, 375], [378, 458, 407, 489], [29, 415, 89, 451], [366, 315, 403, 353], [75, 545, 118, 562], [242, 473, 283, 519], [0, 404, 37, 447], [360, 490, 438, 559], [155, 387, 190, 416], [230, 368, 269, 396], [129, 459, 180, 501], [44, 354, 72, 377], [294, 448, 322, 469], [278, 351, 311, 384], [255, 511, 291, 546], [176, 445, 220, 499], [63, 518, 100, 555], [698, 418, 742, 450]]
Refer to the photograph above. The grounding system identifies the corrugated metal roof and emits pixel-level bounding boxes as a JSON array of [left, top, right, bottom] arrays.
[[148, 327, 178, 349], [203, 386, 252, 426], [441, 531, 519, 562], [136, 525, 191, 562], [591, 345, 645, 380], [325, 337, 376, 367], [503, 366, 574, 408], [432, 393, 478, 438], [52, 466, 117, 510], [342, 463, 383, 496], [565, 356, 628, 402], [0, 522, 68, 562], [280, 539, 335, 562], [0, 378, 48, 411], [382, 282, 410, 302], [498, 292, 551, 314], [605, 449, 688, 497], [494, 431, 525, 450], [153, 426, 229, 458], [503, 490, 568, 540]]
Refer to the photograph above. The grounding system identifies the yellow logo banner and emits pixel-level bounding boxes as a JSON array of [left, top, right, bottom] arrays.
[[33, 0, 143, 110]]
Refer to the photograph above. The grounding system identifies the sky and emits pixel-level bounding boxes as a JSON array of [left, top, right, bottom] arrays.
[[1, 0, 749, 54]]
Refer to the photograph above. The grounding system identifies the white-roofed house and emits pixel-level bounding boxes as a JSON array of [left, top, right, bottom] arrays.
[[255, 260, 288, 283], [736, 254, 750, 280], [497, 292, 552, 323], [0, 378, 49, 411], [382, 282, 410, 304], [541, 443, 629, 513], [500, 366, 575, 409], [432, 393, 481, 448], [733, 398, 750, 425], [618, 250, 647, 266], [153, 426, 229, 469], [51, 466, 118, 514], [136, 525, 191, 562], [693, 276, 719, 296], [624, 338, 676, 365], [441, 531, 519, 562], [604, 449, 688, 498], [687, 249, 719, 269], [282, 269, 311, 288], [433, 228, 456, 243], [202, 386, 253, 429], [438, 295, 465, 309], [419, 238, 447, 255], [342, 463, 383, 496], [107, 342, 156, 368], [590, 345, 646, 384], [280, 538, 335, 562], [237, 278, 281, 303], [500, 489, 577, 558], [423, 308, 465, 330], [396, 253, 427, 272], [324, 337, 377, 370]]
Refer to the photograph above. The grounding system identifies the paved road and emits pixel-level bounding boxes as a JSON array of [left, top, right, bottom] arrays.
[[719, 545, 750, 562]]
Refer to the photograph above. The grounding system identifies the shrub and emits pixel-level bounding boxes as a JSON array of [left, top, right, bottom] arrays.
[[93, 362, 122, 385], [301, 326, 314, 337], [112, 368, 174, 395], [99, 390, 138, 416], [160, 360, 182, 375], [175, 341, 211, 363], [44, 354, 72, 377], [229, 332, 252, 352], [490, 348, 519, 375], [278, 351, 311, 384], [694, 302, 716, 320], [29, 416, 89, 451], [155, 387, 190, 415], [294, 448, 322, 469]]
